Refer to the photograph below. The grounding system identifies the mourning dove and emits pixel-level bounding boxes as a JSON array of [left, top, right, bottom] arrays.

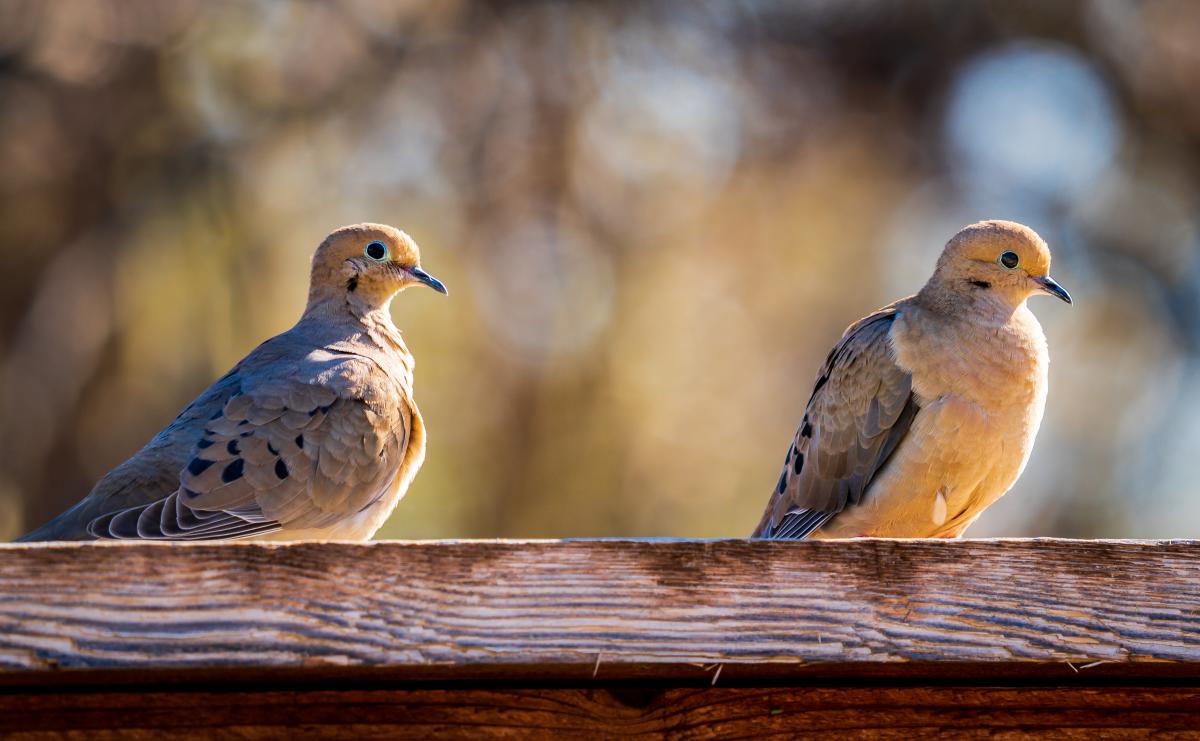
[[753, 220, 1071, 539], [18, 223, 446, 542]]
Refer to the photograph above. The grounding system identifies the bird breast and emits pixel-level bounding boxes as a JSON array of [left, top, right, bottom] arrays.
[[891, 304, 1048, 415]]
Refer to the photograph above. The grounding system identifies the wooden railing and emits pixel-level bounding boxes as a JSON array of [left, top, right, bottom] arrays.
[[1, 539, 1198, 737]]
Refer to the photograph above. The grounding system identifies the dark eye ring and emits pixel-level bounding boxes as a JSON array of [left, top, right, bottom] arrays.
[[998, 251, 1019, 269], [365, 241, 388, 261]]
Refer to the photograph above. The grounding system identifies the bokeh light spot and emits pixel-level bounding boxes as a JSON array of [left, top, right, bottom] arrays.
[[945, 42, 1120, 197]]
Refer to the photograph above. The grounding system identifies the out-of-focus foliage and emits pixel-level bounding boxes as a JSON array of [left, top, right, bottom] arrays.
[[2, 0, 1199, 540]]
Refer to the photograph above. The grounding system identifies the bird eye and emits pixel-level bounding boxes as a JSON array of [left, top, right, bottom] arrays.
[[998, 251, 1020, 269], [364, 241, 388, 261]]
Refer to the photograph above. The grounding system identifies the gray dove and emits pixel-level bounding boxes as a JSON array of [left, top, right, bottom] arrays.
[[18, 223, 446, 541], [754, 220, 1071, 539]]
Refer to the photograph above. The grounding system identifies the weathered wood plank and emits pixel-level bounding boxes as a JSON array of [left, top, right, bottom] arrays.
[[4, 685, 1200, 739], [0, 539, 1197, 679]]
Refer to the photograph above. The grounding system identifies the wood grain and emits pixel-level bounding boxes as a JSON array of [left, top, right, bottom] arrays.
[[0, 539, 1198, 679], [3, 685, 1200, 739]]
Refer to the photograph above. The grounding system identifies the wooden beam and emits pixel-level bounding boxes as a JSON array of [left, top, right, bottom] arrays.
[[4, 539, 1200, 737], [5, 685, 1200, 739], [1, 539, 1198, 679]]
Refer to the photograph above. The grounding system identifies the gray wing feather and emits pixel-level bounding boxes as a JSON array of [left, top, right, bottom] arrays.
[[753, 307, 918, 539], [83, 350, 408, 541]]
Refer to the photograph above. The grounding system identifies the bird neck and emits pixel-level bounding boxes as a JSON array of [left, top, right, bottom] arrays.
[[916, 279, 1025, 327], [302, 289, 399, 335]]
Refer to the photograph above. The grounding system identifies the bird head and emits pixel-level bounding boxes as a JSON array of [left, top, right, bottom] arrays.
[[932, 220, 1071, 309], [307, 223, 447, 313]]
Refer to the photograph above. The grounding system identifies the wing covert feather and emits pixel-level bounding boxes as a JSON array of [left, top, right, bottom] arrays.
[[87, 350, 412, 540]]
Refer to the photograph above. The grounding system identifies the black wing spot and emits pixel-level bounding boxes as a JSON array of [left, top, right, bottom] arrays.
[[209, 409, 224, 421], [274, 459, 289, 479], [295, 434, 304, 449], [793, 452, 804, 475], [197, 438, 214, 449], [267, 442, 279, 455], [226, 439, 240, 455], [801, 420, 813, 438], [811, 374, 829, 396], [183, 488, 202, 499], [776, 471, 787, 494], [187, 457, 215, 476], [222, 459, 245, 483]]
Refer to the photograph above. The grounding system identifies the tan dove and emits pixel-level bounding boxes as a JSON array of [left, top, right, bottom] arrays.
[[753, 220, 1071, 539], [18, 223, 446, 542]]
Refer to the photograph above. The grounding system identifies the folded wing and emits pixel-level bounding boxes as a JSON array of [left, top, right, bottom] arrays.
[[753, 308, 918, 539], [87, 350, 412, 540]]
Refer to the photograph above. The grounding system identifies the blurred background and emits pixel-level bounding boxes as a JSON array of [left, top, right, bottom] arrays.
[[1, 0, 1198, 540]]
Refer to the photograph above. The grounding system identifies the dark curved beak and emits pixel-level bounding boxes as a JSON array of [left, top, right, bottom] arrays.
[[409, 266, 448, 295], [1035, 275, 1071, 304]]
